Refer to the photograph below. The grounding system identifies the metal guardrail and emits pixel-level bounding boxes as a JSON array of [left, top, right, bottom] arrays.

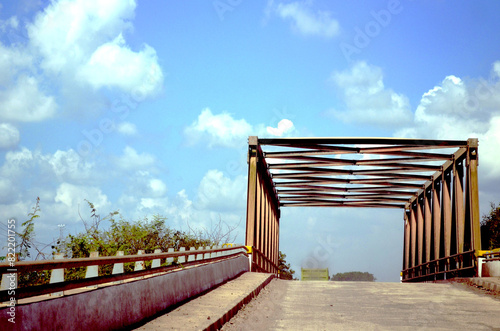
[[402, 250, 476, 282], [478, 248, 500, 262], [247, 246, 279, 275], [0, 245, 248, 302]]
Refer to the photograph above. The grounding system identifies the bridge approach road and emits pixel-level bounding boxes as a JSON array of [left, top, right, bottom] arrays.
[[221, 278, 500, 330]]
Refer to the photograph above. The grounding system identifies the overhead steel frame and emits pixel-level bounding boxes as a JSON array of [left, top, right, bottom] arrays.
[[245, 137, 481, 281]]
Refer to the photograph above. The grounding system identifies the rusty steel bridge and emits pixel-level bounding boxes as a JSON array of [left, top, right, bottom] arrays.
[[245, 136, 481, 282]]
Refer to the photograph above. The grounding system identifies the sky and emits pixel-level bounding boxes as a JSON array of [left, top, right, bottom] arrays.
[[1, 0, 500, 282]]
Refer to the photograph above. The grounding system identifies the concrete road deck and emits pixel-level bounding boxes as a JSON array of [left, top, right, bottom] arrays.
[[222, 278, 500, 330]]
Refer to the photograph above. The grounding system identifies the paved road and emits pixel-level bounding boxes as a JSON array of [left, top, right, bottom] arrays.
[[222, 279, 500, 330]]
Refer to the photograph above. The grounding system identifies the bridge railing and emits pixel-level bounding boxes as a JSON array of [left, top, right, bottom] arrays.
[[477, 248, 500, 277], [402, 250, 476, 282], [0, 245, 248, 302], [247, 246, 279, 275]]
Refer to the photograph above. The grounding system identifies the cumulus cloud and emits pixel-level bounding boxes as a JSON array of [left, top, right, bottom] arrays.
[[267, 119, 295, 136], [55, 182, 110, 210], [114, 146, 156, 171], [27, 0, 136, 74], [0, 0, 163, 124], [116, 121, 138, 136], [184, 108, 254, 148], [0, 75, 57, 122], [0, 123, 20, 149], [395, 63, 500, 179], [26, 0, 163, 98], [267, 0, 340, 39], [0, 147, 97, 185], [197, 169, 247, 212], [328, 61, 412, 128], [78, 34, 163, 97], [185, 108, 296, 147]]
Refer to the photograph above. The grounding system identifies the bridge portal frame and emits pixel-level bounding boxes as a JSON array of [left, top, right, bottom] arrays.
[[245, 136, 481, 281]]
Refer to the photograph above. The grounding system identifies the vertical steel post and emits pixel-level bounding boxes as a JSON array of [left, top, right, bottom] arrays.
[[442, 170, 452, 259], [454, 159, 465, 253], [246, 137, 258, 271], [403, 210, 410, 278], [432, 179, 442, 261], [417, 195, 424, 267], [467, 139, 481, 253], [410, 205, 417, 270], [424, 188, 432, 266]]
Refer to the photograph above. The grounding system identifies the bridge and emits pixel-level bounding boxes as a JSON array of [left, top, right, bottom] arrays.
[[1, 136, 499, 330]]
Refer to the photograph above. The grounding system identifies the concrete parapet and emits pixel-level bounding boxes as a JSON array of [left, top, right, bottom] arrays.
[[0, 255, 249, 331]]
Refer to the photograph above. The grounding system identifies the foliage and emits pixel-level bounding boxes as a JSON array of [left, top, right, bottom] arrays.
[[17, 197, 53, 287], [186, 216, 240, 246], [481, 202, 500, 250], [278, 251, 295, 280], [59, 206, 214, 281], [16, 199, 240, 287], [17, 197, 39, 260], [330, 271, 376, 282]]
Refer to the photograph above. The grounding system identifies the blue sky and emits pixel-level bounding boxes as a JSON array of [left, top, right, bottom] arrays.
[[1, 0, 500, 282]]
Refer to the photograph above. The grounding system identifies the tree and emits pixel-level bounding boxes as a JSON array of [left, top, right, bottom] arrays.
[[278, 251, 295, 280], [330, 271, 376, 281], [59, 207, 215, 281], [481, 202, 500, 250]]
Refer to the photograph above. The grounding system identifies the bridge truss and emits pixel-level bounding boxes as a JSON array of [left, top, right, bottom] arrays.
[[245, 137, 481, 281]]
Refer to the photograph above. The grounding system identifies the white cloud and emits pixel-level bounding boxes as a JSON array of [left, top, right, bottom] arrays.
[[27, 0, 136, 74], [0, 0, 163, 123], [494, 61, 500, 78], [0, 123, 20, 149], [267, 119, 295, 136], [78, 34, 163, 97], [0, 75, 57, 122], [184, 108, 253, 148], [149, 178, 167, 197], [55, 182, 110, 210], [116, 121, 138, 136], [329, 61, 412, 127], [197, 169, 247, 212], [185, 108, 296, 147], [268, 0, 340, 39], [396, 65, 500, 180], [26, 0, 163, 99], [44, 149, 95, 182], [114, 146, 156, 171]]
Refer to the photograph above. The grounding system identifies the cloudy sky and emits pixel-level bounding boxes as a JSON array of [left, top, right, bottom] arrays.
[[1, 0, 500, 282]]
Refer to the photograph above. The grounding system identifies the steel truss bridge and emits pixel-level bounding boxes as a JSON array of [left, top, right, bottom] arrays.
[[245, 136, 481, 282]]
